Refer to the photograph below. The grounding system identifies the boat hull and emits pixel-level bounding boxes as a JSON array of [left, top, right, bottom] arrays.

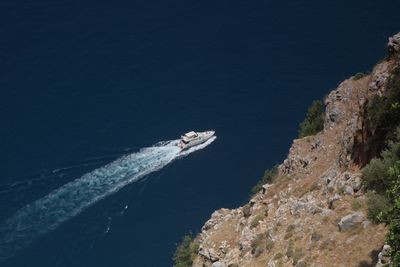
[[179, 131, 215, 151]]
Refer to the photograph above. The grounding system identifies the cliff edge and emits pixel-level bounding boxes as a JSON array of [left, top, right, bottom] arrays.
[[190, 32, 400, 267]]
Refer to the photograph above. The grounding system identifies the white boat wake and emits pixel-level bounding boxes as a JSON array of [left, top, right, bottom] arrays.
[[0, 136, 216, 261]]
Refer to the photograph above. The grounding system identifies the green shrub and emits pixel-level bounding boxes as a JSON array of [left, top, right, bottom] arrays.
[[362, 158, 390, 194], [353, 72, 367, 80], [273, 175, 291, 187], [251, 234, 264, 257], [173, 233, 199, 267], [266, 239, 274, 251], [298, 100, 325, 138], [286, 239, 294, 259], [251, 166, 278, 194], [352, 199, 363, 210], [284, 224, 295, 240], [250, 214, 264, 228], [273, 252, 284, 260], [362, 132, 400, 193], [361, 64, 400, 265], [292, 247, 306, 265], [383, 162, 400, 264], [250, 233, 274, 257], [366, 191, 390, 224]]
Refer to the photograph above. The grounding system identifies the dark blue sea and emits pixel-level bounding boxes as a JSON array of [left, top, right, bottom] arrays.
[[0, 0, 399, 266]]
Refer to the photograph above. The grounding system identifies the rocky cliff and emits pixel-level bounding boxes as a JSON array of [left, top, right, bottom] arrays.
[[192, 32, 400, 267]]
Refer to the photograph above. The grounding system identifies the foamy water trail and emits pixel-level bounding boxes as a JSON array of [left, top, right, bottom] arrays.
[[0, 137, 216, 261]]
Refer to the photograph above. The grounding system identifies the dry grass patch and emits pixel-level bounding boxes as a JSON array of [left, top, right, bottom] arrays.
[[250, 214, 265, 228]]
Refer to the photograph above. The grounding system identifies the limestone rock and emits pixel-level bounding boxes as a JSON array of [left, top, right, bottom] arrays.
[[328, 193, 341, 209], [376, 244, 392, 267], [198, 247, 220, 262], [202, 209, 231, 231], [212, 261, 226, 267], [369, 62, 390, 93], [388, 32, 400, 57], [344, 185, 354, 195], [346, 173, 362, 192], [338, 212, 365, 231]]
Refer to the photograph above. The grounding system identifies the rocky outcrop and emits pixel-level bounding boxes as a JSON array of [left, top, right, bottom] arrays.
[[338, 212, 365, 231], [376, 245, 392, 267], [192, 32, 400, 267], [388, 32, 400, 58]]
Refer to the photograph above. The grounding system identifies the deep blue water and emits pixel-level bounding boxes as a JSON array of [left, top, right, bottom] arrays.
[[0, 0, 399, 266]]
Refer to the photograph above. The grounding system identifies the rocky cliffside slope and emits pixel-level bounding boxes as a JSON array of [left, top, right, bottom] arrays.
[[192, 32, 400, 267]]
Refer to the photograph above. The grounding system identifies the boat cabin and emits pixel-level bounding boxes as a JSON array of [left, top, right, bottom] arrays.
[[181, 131, 198, 143]]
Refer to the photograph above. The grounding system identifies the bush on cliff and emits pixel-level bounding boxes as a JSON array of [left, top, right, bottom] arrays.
[[173, 233, 199, 267], [365, 65, 400, 156], [298, 100, 325, 138], [362, 126, 400, 263], [382, 161, 400, 264], [353, 72, 368, 80], [366, 191, 390, 224], [251, 166, 278, 194], [362, 64, 400, 264]]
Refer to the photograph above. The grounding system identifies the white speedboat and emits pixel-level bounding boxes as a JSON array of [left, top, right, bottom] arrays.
[[178, 130, 215, 150]]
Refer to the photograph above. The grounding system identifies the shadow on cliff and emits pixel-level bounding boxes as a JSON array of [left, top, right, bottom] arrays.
[[357, 248, 380, 267]]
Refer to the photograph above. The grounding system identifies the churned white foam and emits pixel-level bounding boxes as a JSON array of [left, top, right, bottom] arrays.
[[0, 136, 216, 261]]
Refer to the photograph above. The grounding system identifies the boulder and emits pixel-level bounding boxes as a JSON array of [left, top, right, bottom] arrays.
[[376, 244, 392, 267], [338, 212, 365, 231], [198, 247, 219, 262], [346, 173, 362, 192], [344, 185, 354, 195], [322, 169, 339, 185], [212, 261, 227, 267], [202, 209, 231, 231], [328, 193, 341, 209]]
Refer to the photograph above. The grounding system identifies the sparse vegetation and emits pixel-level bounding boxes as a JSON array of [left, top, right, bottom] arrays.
[[284, 224, 295, 240], [173, 233, 199, 267], [366, 191, 390, 224], [285, 239, 305, 265], [251, 234, 265, 257], [309, 181, 320, 192], [273, 175, 291, 188], [250, 233, 274, 257], [266, 239, 275, 251], [250, 214, 264, 228], [292, 247, 306, 265], [353, 72, 368, 80], [298, 180, 321, 198], [298, 100, 325, 138], [286, 239, 294, 258], [322, 215, 330, 223], [361, 64, 400, 265], [273, 252, 284, 260], [338, 185, 346, 195], [352, 198, 363, 210]]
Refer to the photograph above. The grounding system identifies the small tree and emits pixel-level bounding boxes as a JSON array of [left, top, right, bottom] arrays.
[[173, 233, 199, 267], [298, 100, 325, 138]]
